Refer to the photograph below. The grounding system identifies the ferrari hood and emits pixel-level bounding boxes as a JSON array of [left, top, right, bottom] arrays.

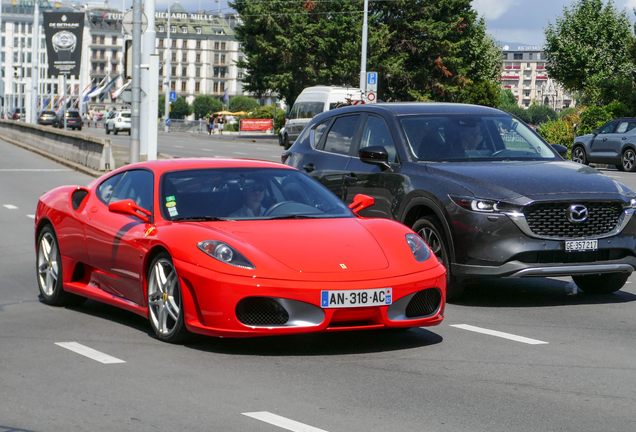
[[212, 218, 389, 273]]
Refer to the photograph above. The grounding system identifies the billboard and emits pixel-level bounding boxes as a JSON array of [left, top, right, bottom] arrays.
[[43, 12, 84, 78], [241, 119, 273, 131]]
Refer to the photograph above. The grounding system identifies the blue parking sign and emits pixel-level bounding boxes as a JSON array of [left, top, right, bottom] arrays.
[[367, 72, 377, 86], [169, 91, 177, 102]]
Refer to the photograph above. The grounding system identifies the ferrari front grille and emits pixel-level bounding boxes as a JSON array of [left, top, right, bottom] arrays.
[[405, 288, 441, 318], [236, 297, 290, 326]]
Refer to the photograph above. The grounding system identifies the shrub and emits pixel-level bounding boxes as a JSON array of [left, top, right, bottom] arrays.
[[578, 106, 613, 135], [500, 103, 531, 124], [527, 104, 558, 125], [537, 109, 583, 152]]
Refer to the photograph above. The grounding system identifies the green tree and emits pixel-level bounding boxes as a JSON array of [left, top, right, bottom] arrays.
[[228, 95, 261, 113], [498, 88, 517, 107], [192, 95, 223, 119], [499, 104, 531, 124], [544, 0, 634, 104], [232, 0, 501, 106], [578, 105, 613, 135], [527, 104, 558, 125]]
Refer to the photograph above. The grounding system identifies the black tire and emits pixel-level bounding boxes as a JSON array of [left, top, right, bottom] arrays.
[[572, 146, 587, 165], [78, 126, 82, 131], [128, 130, 131, 135], [147, 252, 189, 343], [279, 133, 284, 146], [622, 148, 636, 172], [572, 273, 629, 294], [616, 164, 625, 171], [113, 127, 118, 135], [105, 124, 110, 134], [411, 216, 464, 301], [36, 226, 85, 306], [283, 134, 291, 150]]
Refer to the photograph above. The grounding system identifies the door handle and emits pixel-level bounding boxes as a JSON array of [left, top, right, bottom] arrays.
[[303, 163, 315, 173], [344, 174, 358, 184], [623, 137, 628, 140], [603, 138, 608, 141]]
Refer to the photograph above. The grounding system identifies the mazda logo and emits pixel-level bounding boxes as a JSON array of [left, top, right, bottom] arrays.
[[568, 204, 588, 223]]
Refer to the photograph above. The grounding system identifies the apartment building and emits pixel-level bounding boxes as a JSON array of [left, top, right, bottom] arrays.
[[500, 46, 575, 111]]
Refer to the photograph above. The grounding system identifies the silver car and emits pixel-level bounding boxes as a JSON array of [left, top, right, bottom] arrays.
[[572, 118, 636, 172]]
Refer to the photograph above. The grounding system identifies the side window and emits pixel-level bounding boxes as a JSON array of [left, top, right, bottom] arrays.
[[109, 170, 154, 212], [288, 104, 299, 120], [628, 122, 636, 132], [616, 121, 629, 134], [359, 115, 397, 162], [323, 115, 361, 155], [599, 121, 617, 134], [98, 173, 124, 204], [296, 102, 325, 119], [312, 121, 329, 148]]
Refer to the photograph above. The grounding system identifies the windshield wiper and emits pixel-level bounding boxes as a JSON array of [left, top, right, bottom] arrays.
[[172, 216, 228, 222], [266, 214, 321, 220]]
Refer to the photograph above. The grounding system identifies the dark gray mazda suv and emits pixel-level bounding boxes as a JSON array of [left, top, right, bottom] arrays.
[[283, 103, 636, 300]]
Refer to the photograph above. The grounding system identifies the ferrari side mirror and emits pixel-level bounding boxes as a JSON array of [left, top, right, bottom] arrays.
[[349, 194, 375, 215], [108, 199, 151, 223]]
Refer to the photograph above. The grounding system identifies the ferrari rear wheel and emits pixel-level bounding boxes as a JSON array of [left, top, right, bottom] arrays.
[[36, 226, 85, 306], [412, 216, 465, 302], [147, 253, 188, 343]]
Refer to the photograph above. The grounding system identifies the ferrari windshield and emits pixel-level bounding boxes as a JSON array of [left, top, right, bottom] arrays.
[[401, 114, 559, 162], [161, 168, 355, 221]]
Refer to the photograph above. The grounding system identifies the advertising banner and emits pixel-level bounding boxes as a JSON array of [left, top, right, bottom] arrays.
[[241, 119, 273, 131], [43, 12, 84, 78]]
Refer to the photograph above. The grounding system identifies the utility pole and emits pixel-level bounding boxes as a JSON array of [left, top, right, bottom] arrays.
[[141, 0, 157, 161], [359, 0, 368, 96], [130, 0, 142, 164], [164, 6, 171, 133], [31, 1, 39, 124]]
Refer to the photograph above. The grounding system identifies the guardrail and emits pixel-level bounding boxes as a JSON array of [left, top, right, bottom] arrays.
[[0, 120, 115, 171]]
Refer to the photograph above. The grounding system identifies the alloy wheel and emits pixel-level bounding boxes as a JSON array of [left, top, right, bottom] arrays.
[[572, 147, 586, 164], [37, 232, 59, 296], [623, 149, 635, 172], [418, 227, 443, 260], [148, 258, 181, 337]]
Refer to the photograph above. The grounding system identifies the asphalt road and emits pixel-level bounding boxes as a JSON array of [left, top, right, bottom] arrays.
[[2, 138, 636, 432]]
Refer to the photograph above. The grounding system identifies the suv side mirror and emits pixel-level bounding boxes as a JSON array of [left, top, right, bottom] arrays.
[[348, 194, 375, 214], [592, 129, 599, 135], [108, 199, 151, 223], [359, 146, 392, 171], [551, 144, 568, 158]]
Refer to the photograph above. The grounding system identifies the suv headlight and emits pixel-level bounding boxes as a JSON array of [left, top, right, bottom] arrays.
[[450, 195, 523, 215], [198, 240, 255, 269], [405, 234, 431, 262]]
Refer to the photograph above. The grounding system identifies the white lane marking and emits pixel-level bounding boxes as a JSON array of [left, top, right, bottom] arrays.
[[243, 412, 329, 432], [0, 169, 71, 172], [27, 214, 35, 219], [233, 152, 248, 155], [55, 342, 126, 364], [173, 145, 184, 148], [3, 205, 18, 209], [201, 148, 215, 151], [450, 324, 549, 345]]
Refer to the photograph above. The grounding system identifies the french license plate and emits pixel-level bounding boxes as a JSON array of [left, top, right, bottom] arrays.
[[565, 239, 598, 252], [321, 288, 392, 308]]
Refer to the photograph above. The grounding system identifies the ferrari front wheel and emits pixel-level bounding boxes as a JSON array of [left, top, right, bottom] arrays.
[[147, 253, 188, 343], [36, 226, 85, 306]]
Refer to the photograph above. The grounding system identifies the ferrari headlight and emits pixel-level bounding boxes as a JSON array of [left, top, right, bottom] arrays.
[[198, 240, 255, 269], [450, 195, 523, 215], [405, 234, 431, 262]]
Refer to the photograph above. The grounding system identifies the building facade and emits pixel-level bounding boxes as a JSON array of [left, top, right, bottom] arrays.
[[500, 46, 576, 111]]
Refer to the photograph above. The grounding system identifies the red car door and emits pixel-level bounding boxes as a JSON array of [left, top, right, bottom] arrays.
[[85, 170, 154, 306]]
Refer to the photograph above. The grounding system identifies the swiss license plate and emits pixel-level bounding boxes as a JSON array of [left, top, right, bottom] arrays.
[[565, 239, 598, 252], [321, 288, 392, 308]]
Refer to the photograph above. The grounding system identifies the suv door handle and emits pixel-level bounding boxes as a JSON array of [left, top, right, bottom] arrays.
[[344, 174, 358, 184], [303, 163, 315, 173], [603, 138, 608, 141], [623, 137, 628, 140]]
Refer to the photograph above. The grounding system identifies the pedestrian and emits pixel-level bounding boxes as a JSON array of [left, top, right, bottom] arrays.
[[205, 111, 211, 135], [212, 114, 218, 134], [218, 115, 224, 135]]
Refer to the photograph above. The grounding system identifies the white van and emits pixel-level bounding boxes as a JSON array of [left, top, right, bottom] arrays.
[[280, 86, 363, 149]]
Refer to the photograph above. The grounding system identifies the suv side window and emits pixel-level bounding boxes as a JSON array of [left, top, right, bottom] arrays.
[[288, 104, 299, 120], [359, 115, 397, 162], [599, 121, 618, 134], [322, 115, 361, 155], [109, 170, 154, 212], [311, 121, 329, 148], [296, 102, 324, 119], [616, 121, 630, 134]]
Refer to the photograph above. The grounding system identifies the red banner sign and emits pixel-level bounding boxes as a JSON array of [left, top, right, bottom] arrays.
[[241, 119, 273, 131]]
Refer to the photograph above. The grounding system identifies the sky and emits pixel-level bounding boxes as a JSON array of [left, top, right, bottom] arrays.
[[124, 0, 636, 47]]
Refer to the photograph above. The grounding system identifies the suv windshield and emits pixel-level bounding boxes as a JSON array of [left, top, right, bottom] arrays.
[[161, 168, 354, 221], [401, 114, 558, 162]]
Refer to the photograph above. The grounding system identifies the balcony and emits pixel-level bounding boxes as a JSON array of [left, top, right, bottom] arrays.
[[505, 66, 512, 69], [91, 57, 107, 62], [501, 76, 519, 80], [536, 76, 548, 80], [536, 66, 544, 70], [504, 85, 511, 88], [513, 66, 521, 69]]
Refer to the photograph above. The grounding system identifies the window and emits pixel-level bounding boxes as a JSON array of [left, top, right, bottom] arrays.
[[92, 35, 97, 44], [220, 82, 225, 92], [196, 53, 201, 62], [182, 27, 187, 34], [14, 37, 18, 48], [27, 37, 32, 48], [527, 63, 530, 67], [171, 81, 176, 91], [171, 52, 176, 62], [196, 40, 201, 48], [220, 54, 226, 64], [321, 115, 361, 154], [181, 81, 187, 91], [98, 173, 125, 204], [1, 37, 4, 48], [27, 23, 32, 33], [159, 52, 163, 61], [171, 66, 176, 76], [289, 102, 324, 119], [172, 39, 177, 48], [100, 36, 105, 44], [1, 52, 4, 62], [196, 28, 202, 35], [616, 122, 630, 134], [312, 122, 329, 147], [41, 38, 45, 49], [26, 68, 31, 78], [171, 26, 177, 33], [159, 26, 165, 33], [159, 38, 164, 47], [513, 53, 523, 60], [159, 67, 163, 76], [109, 170, 154, 212], [214, 42, 219, 50], [181, 66, 187, 76], [112, 50, 118, 59], [238, 71, 243, 79], [112, 36, 117, 45], [182, 52, 187, 62], [214, 53, 219, 63], [214, 67, 219, 78], [221, 42, 226, 50], [359, 116, 397, 162], [598, 121, 618, 134], [213, 82, 218, 92], [13, 52, 18, 62], [528, 53, 533, 60], [195, 82, 200, 92], [182, 40, 187, 48], [27, 52, 31, 63], [220, 67, 226, 78], [196, 67, 200, 77]]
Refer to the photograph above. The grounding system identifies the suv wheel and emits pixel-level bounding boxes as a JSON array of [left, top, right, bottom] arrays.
[[572, 146, 587, 165], [412, 216, 464, 301], [105, 124, 110, 134], [622, 148, 636, 172], [572, 273, 629, 294], [283, 135, 291, 150]]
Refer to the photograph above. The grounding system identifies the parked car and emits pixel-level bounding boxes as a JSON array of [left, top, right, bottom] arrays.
[[37, 110, 57, 126], [105, 110, 131, 135], [284, 102, 636, 300], [11, 107, 25, 120], [572, 118, 636, 171], [53, 110, 83, 130], [280, 86, 364, 150], [34, 158, 445, 342]]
